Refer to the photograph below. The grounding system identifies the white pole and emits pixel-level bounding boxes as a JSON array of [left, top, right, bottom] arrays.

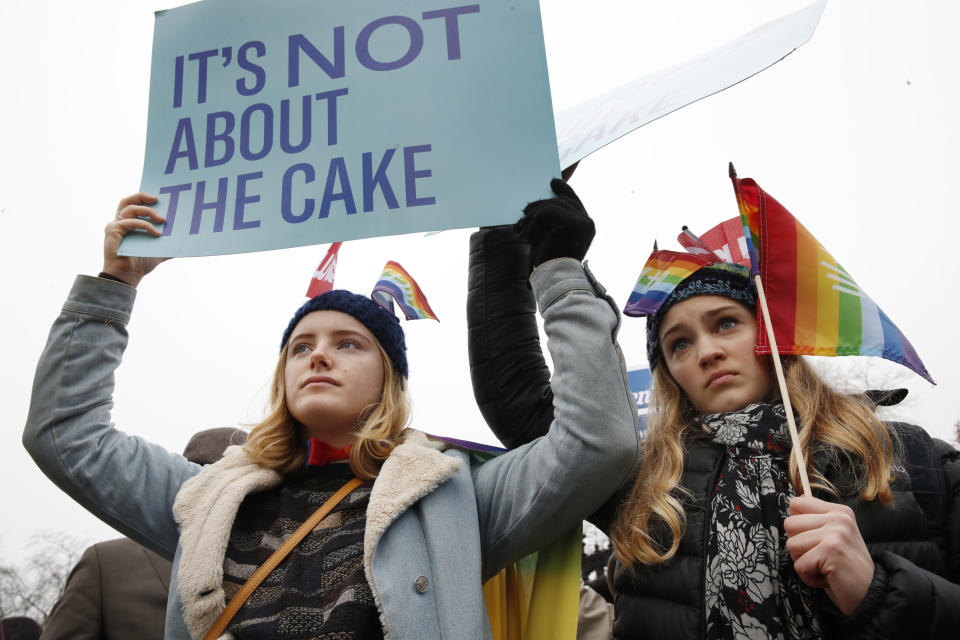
[[754, 274, 812, 496]]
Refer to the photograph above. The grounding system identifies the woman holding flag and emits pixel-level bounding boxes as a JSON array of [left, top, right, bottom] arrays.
[[23, 183, 639, 639], [468, 172, 960, 639]]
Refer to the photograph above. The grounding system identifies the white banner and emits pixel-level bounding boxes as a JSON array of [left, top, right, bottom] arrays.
[[555, 1, 827, 167]]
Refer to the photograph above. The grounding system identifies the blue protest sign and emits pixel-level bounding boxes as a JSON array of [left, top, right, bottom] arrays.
[[122, 0, 559, 257], [627, 367, 652, 435]]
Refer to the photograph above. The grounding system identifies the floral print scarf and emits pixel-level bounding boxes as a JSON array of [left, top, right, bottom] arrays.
[[700, 402, 821, 640]]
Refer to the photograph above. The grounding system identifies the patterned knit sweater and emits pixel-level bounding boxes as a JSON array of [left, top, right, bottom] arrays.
[[222, 461, 383, 639]]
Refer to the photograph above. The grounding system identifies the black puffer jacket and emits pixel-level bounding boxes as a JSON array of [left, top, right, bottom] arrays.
[[467, 226, 960, 639], [467, 225, 554, 448], [608, 428, 960, 640]]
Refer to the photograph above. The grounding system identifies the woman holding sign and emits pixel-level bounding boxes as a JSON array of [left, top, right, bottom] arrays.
[[23, 185, 639, 639], [467, 208, 960, 639]]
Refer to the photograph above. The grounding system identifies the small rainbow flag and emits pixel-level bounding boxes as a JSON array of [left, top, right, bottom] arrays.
[[623, 250, 716, 317], [729, 168, 933, 383], [371, 261, 439, 321]]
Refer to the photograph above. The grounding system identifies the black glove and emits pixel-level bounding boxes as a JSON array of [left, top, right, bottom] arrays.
[[515, 178, 595, 270]]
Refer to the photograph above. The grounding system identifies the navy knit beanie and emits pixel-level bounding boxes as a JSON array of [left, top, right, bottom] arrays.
[[280, 290, 408, 378], [646, 263, 755, 370]]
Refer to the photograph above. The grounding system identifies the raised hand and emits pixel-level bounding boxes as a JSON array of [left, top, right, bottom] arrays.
[[515, 178, 595, 271], [102, 193, 167, 287], [785, 495, 875, 615]]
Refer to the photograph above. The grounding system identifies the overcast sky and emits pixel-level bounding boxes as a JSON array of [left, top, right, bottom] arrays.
[[2, 0, 958, 555]]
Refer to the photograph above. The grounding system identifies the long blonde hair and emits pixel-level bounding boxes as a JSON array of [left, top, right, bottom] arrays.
[[612, 356, 896, 569], [243, 340, 410, 480]]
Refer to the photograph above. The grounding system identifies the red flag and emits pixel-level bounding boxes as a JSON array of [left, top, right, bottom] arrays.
[[306, 242, 342, 298], [676, 227, 721, 263], [677, 217, 752, 267]]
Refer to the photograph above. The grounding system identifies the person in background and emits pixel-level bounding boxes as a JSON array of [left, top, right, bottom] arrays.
[[1, 617, 42, 640], [40, 428, 246, 640], [467, 219, 960, 639], [23, 182, 638, 639], [41, 539, 169, 640]]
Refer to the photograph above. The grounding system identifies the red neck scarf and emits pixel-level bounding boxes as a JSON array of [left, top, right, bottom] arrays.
[[306, 438, 352, 467]]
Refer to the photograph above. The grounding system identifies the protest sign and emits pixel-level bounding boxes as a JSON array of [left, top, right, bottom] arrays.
[[628, 366, 652, 435], [555, 0, 826, 168], [123, 0, 559, 257]]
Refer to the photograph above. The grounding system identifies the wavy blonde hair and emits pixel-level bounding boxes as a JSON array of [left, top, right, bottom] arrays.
[[243, 340, 410, 480], [612, 355, 896, 569]]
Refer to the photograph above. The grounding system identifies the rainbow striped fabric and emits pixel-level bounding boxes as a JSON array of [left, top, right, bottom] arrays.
[[432, 437, 580, 640], [730, 169, 933, 383], [482, 528, 581, 640], [371, 261, 439, 321], [623, 250, 716, 317]]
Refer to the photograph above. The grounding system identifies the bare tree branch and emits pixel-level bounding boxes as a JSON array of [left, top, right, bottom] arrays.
[[0, 530, 87, 621]]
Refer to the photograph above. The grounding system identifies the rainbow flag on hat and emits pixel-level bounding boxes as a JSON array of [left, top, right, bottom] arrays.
[[623, 251, 717, 317], [729, 166, 933, 383], [371, 261, 439, 321]]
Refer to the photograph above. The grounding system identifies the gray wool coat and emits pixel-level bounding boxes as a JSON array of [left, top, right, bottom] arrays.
[[24, 258, 640, 640]]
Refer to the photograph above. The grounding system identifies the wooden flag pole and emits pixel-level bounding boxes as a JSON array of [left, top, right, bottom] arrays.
[[754, 274, 812, 496]]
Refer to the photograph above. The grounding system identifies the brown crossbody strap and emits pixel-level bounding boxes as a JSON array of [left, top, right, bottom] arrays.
[[203, 476, 364, 640]]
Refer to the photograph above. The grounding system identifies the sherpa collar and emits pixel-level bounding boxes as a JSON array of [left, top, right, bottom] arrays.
[[173, 445, 281, 639], [171, 430, 462, 640]]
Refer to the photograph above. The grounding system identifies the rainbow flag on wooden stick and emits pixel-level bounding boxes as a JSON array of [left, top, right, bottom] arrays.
[[729, 166, 933, 383], [371, 261, 439, 321]]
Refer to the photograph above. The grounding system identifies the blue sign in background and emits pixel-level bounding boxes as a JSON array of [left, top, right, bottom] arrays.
[[628, 367, 652, 435], [123, 0, 560, 257]]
